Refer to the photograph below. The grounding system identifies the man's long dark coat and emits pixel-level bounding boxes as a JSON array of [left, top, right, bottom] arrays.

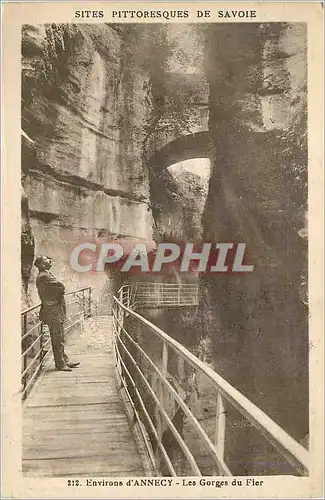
[[36, 271, 67, 324]]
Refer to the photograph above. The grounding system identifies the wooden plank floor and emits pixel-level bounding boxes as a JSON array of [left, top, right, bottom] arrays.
[[23, 316, 145, 477]]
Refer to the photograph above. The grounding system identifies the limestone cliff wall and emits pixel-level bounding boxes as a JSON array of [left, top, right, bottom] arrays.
[[203, 23, 308, 445], [150, 167, 208, 244], [22, 24, 153, 307], [145, 24, 308, 471]]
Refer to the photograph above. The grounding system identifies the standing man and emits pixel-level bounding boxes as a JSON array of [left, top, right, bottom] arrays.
[[34, 255, 80, 372]]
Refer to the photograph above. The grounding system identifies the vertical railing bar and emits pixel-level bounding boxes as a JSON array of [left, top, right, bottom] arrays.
[[162, 341, 168, 377], [116, 334, 201, 476], [157, 341, 168, 468], [113, 306, 124, 389], [112, 300, 174, 475], [214, 391, 226, 475], [22, 353, 27, 396], [23, 313, 27, 340], [22, 312, 28, 394], [155, 340, 168, 470], [156, 340, 169, 470], [88, 287, 92, 317], [115, 341, 176, 476], [113, 310, 231, 475], [116, 359, 158, 473], [156, 282, 160, 307], [39, 322, 44, 371]]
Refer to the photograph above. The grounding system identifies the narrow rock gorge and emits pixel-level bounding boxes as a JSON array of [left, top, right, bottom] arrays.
[[22, 24, 154, 310], [22, 22, 308, 473], [203, 22, 308, 439]]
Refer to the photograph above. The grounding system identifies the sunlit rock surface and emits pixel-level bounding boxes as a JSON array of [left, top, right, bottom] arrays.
[[22, 24, 153, 306], [202, 23, 308, 445]]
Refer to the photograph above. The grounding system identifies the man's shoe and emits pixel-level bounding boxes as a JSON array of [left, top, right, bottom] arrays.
[[67, 362, 80, 368], [57, 366, 72, 372]]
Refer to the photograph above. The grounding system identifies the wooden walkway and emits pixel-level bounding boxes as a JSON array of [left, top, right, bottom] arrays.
[[22, 316, 147, 477]]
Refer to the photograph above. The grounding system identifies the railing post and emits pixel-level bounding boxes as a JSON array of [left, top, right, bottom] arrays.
[[82, 289, 85, 317], [39, 322, 44, 370], [22, 353, 27, 396], [22, 314, 28, 395], [124, 286, 130, 318], [156, 282, 160, 306], [117, 291, 124, 334], [178, 284, 181, 306], [155, 340, 168, 471], [112, 304, 123, 388], [88, 287, 92, 317], [112, 301, 116, 337], [162, 341, 168, 377], [213, 391, 226, 475], [131, 283, 137, 308], [23, 313, 27, 340]]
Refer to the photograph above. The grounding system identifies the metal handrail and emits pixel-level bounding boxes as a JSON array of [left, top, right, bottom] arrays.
[[112, 291, 309, 476], [21, 286, 92, 400], [21, 286, 92, 316], [115, 346, 177, 476], [134, 282, 198, 286], [113, 308, 231, 475], [123, 282, 199, 309]]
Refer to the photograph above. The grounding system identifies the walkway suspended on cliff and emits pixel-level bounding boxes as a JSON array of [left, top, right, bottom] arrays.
[[21, 284, 309, 477], [22, 315, 151, 477]]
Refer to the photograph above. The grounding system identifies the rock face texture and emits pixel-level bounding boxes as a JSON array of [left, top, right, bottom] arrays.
[[202, 23, 308, 445], [150, 166, 208, 244], [21, 183, 35, 310], [21, 22, 308, 472], [22, 24, 153, 306], [143, 23, 308, 474]]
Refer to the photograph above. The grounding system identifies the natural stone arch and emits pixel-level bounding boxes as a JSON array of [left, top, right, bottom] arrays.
[[148, 132, 211, 170]]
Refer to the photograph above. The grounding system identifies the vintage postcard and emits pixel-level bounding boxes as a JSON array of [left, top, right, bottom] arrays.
[[1, 1, 324, 498]]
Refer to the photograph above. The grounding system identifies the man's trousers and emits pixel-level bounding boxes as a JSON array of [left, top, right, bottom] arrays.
[[47, 320, 69, 369]]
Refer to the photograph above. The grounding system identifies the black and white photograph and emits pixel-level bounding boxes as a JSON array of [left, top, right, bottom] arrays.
[[20, 19, 310, 478], [1, 3, 323, 498]]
